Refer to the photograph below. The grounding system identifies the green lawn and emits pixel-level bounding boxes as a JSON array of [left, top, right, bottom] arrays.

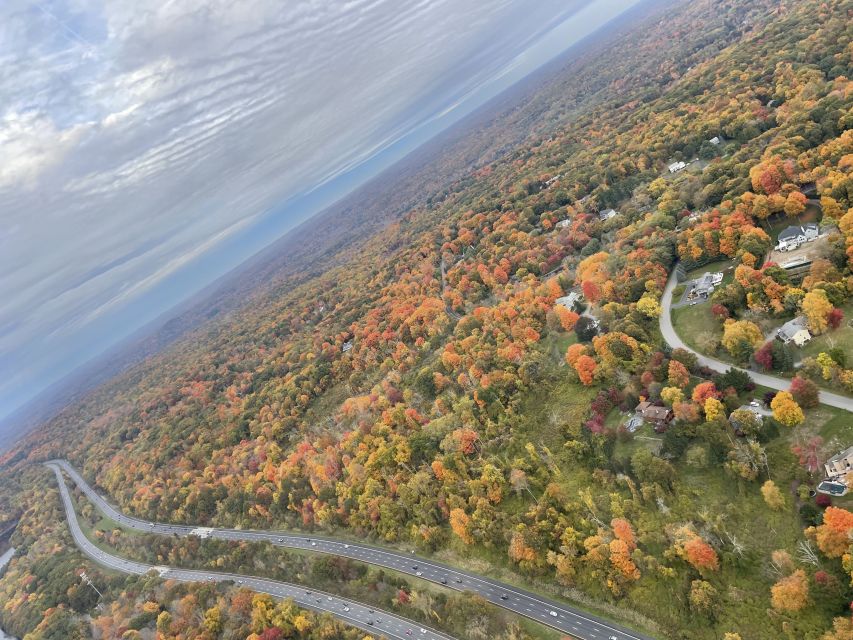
[[671, 303, 725, 355]]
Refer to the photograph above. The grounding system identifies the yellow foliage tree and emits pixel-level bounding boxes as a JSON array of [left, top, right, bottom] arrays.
[[721, 320, 764, 359], [770, 391, 804, 427], [802, 289, 833, 335], [770, 569, 809, 612], [661, 386, 684, 407], [761, 480, 785, 510], [704, 397, 725, 423]]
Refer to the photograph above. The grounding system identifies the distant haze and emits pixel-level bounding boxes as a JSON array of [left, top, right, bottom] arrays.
[[0, 0, 641, 421]]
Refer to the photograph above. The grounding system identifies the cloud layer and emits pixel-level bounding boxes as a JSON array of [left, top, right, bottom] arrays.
[[0, 0, 599, 417]]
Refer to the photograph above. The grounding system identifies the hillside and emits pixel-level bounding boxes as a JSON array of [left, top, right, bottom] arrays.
[[2, 0, 853, 639]]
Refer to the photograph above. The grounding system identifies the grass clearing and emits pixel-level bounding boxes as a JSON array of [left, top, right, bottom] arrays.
[[799, 300, 853, 364], [671, 303, 725, 354]]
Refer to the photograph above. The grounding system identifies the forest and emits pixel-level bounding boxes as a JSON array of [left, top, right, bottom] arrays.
[[2, 0, 853, 638]]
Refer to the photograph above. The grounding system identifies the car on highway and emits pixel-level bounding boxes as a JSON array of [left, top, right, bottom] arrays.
[[415, 571, 422, 576], [549, 611, 558, 617], [500, 594, 508, 600]]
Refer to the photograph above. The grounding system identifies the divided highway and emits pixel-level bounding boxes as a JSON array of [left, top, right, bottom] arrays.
[[660, 269, 853, 411], [50, 459, 655, 640], [46, 462, 454, 640]]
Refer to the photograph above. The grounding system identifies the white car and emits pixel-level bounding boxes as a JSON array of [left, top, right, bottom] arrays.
[[416, 571, 423, 576], [549, 611, 558, 617], [343, 606, 350, 612], [344, 544, 350, 548]]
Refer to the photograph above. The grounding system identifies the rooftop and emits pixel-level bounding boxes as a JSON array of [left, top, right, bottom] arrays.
[[778, 316, 808, 339]]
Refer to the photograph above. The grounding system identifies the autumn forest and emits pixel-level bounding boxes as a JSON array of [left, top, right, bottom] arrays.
[[2, 0, 853, 639]]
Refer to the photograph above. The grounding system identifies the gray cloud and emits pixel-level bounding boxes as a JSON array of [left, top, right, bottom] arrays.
[[0, 0, 603, 416]]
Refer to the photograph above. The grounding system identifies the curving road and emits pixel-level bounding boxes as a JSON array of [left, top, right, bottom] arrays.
[[50, 459, 654, 640], [45, 462, 460, 640], [46, 463, 454, 640], [661, 269, 853, 411]]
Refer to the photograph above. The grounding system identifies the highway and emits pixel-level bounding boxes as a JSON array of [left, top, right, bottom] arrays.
[[46, 463, 454, 640], [661, 269, 853, 411], [50, 459, 654, 640]]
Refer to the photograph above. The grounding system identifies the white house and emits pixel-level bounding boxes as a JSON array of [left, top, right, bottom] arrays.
[[803, 222, 819, 241], [820, 446, 853, 496], [825, 446, 853, 478], [556, 218, 571, 229], [777, 316, 811, 347], [691, 272, 724, 298], [342, 340, 353, 353], [555, 292, 582, 311], [668, 161, 687, 174], [598, 209, 618, 221], [776, 225, 807, 251], [709, 136, 721, 145]]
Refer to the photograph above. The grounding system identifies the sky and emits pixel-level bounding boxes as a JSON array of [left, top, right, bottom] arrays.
[[0, 0, 641, 422]]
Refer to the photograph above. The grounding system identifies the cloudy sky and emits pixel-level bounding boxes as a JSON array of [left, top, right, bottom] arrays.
[[0, 0, 639, 421]]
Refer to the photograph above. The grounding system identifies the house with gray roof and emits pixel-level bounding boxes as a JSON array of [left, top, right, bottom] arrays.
[[776, 225, 807, 251], [777, 316, 811, 347]]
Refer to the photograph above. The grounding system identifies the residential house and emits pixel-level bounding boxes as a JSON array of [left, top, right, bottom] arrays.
[[776, 317, 811, 347], [668, 161, 687, 174], [819, 446, 853, 497], [824, 446, 853, 477], [691, 272, 724, 298], [803, 222, 819, 241], [598, 209, 618, 221], [635, 401, 674, 432], [555, 292, 581, 311], [556, 218, 571, 229], [342, 340, 354, 353], [709, 136, 721, 145], [776, 225, 807, 251]]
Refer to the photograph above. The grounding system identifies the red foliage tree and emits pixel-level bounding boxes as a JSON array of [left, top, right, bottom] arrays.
[[790, 376, 819, 409], [816, 494, 832, 508], [710, 304, 730, 320], [754, 342, 774, 371], [828, 308, 844, 330]]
